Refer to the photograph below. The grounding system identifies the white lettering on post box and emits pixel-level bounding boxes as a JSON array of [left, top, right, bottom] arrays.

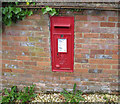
[[58, 39, 67, 52]]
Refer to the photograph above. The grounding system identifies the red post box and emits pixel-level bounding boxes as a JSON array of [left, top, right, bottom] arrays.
[[50, 16, 74, 72]]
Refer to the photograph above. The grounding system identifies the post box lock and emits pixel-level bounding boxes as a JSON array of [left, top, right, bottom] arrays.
[[61, 35, 63, 37], [56, 64, 60, 68], [50, 16, 74, 72]]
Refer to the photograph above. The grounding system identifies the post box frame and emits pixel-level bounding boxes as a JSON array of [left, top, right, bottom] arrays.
[[50, 16, 74, 72]]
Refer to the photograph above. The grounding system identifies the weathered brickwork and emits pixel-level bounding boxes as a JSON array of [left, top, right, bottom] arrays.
[[2, 10, 119, 93]]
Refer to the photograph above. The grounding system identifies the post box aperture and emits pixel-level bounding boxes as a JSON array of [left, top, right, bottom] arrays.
[[50, 16, 74, 72]]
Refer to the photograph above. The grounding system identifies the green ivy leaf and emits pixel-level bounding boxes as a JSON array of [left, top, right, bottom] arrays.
[[32, 2, 36, 6], [15, 2, 18, 5], [28, 10, 33, 16], [5, 19, 12, 26], [46, 6, 52, 11], [2, 7, 8, 14], [13, 7, 21, 14], [8, 6, 13, 13], [41, 8, 47, 14], [7, 12, 12, 18], [49, 9, 56, 16]]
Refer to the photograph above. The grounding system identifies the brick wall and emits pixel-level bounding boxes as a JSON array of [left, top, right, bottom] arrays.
[[2, 10, 119, 93]]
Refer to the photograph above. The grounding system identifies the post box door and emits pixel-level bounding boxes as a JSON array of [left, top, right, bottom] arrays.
[[50, 16, 74, 72]]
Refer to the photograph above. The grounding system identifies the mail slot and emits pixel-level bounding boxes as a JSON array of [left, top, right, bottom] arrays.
[[50, 16, 74, 72]]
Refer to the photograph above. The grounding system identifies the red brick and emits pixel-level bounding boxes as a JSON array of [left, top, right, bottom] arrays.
[[84, 33, 99, 38], [75, 33, 82, 38], [13, 37, 28, 41], [104, 78, 117, 82], [15, 47, 28, 51], [75, 58, 88, 63], [75, 39, 85, 43], [2, 41, 8, 46], [75, 69, 88, 73], [8, 42, 20, 46], [31, 57, 44, 61], [24, 61, 36, 66], [2, 36, 10, 41], [2, 46, 14, 51], [2, 64, 5, 69], [75, 27, 91, 33], [75, 54, 82, 58], [103, 70, 117, 74], [100, 22, 115, 27], [89, 59, 104, 64], [105, 50, 118, 54], [88, 69, 102, 73], [106, 39, 118, 44], [88, 16, 106, 21], [82, 64, 97, 69], [25, 70, 39, 75], [100, 33, 114, 38], [36, 52, 50, 57], [2, 60, 10, 64], [26, 14, 41, 20], [108, 17, 118, 22], [2, 69, 12, 72], [28, 26, 42, 31], [98, 45, 116, 50], [6, 31, 20, 36], [82, 81, 96, 85], [75, 44, 82, 48], [76, 21, 99, 28], [91, 50, 104, 54], [43, 58, 51, 62], [10, 60, 18, 65], [18, 61, 23, 66], [31, 66, 44, 70], [82, 44, 98, 49], [97, 65, 111, 69], [74, 63, 82, 69], [112, 55, 118, 59], [6, 26, 29, 30], [19, 20, 33, 25], [115, 45, 120, 49], [3, 55, 17, 60], [117, 23, 120, 27], [12, 69, 24, 73], [75, 15, 87, 21], [75, 49, 89, 54], [110, 83, 119, 86], [75, 54, 90, 59], [112, 65, 120, 69], [103, 60, 118, 64], [60, 76, 72, 80], [89, 78, 102, 82], [37, 62, 50, 66], [90, 39, 106, 44], [42, 37, 49, 42], [3, 36, 27, 41], [9, 51, 21, 56], [17, 56, 31, 60], [44, 48, 50, 52]]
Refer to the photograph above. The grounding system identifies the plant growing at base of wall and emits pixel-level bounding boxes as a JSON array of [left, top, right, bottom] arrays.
[[60, 83, 85, 103], [1, 86, 18, 103], [17, 85, 36, 103], [1, 85, 36, 103], [42, 6, 59, 16]]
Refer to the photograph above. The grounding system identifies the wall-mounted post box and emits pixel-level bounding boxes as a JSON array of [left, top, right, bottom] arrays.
[[50, 16, 74, 72]]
